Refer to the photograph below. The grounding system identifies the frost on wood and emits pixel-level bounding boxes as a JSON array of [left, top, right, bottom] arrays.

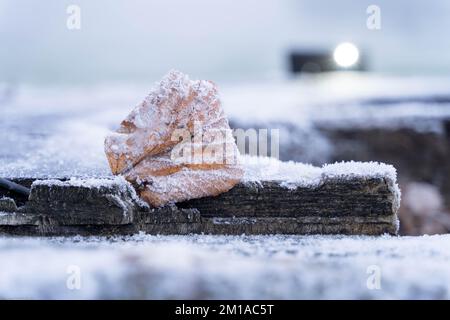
[[26, 177, 142, 225], [242, 156, 398, 184], [104, 70, 243, 207], [241, 156, 401, 213], [0, 157, 400, 236]]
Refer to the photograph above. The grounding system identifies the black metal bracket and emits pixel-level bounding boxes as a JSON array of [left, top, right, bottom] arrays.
[[0, 178, 31, 197]]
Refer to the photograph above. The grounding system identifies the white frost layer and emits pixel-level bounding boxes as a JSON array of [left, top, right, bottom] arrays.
[[30, 156, 399, 191], [242, 156, 398, 186], [32, 176, 129, 188], [0, 234, 449, 299], [27, 156, 400, 211]]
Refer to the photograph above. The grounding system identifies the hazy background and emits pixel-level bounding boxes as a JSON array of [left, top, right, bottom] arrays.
[[1, 0, 450, 85]]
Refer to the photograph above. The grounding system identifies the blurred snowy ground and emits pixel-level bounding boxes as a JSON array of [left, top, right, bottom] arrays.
[[0, 234, 450, 299]]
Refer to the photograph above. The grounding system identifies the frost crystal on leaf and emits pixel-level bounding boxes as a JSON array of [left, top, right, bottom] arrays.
[[104, 70, 243, 206]]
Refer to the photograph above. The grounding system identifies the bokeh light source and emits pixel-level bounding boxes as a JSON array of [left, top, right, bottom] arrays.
[[333, 42, 360, 68]]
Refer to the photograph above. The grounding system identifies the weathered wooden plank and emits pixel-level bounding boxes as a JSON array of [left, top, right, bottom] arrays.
[[23, 180, 136, 225], [0, 174, 399, 236], [179, 178, 398, 218]]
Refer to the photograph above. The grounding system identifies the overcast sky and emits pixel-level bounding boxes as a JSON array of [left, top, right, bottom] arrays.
[[1, 0, 449, 84]]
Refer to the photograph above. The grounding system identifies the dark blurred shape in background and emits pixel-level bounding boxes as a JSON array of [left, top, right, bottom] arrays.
[[289, 44, 367, 74], [290, 51, 336, 73]]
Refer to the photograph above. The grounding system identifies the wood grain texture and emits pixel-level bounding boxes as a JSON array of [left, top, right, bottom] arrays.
[[0, 177, 399, 236]]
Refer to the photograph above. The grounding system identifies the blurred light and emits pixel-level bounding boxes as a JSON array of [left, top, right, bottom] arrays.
[[333, 42, 359, 68]]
